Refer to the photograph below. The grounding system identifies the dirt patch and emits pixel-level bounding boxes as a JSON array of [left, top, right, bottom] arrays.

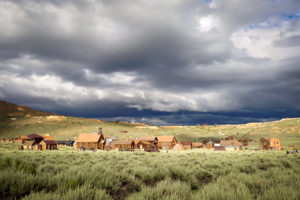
[[46, 115, 66, 122]]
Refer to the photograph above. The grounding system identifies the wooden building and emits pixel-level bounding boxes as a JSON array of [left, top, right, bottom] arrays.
[[205, 141, 214, 149], [225, 136, 235, 140], [238, 138, 253, 146], [139, 136, 158, 150], [270, 138, 281, 150], [157, 136, 178, 150], [110, 140, 134, 151], [133, 139, 142, 149], [180, 141, 192, 150], [192, 142, 203, 149], [22, 140, 35, 150], [76, 133, 105, 150], [214, 146, 226, 151], [259, 137, 281, 150], [16, 135, 29, 144], [220, 140, 242, 147], [220, 140, 242, 150], [39, 140, 58, 150]]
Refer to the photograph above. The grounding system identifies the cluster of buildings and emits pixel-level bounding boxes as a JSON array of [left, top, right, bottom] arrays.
[[0, 127, 282, 151], [0, 134, 74, 150]]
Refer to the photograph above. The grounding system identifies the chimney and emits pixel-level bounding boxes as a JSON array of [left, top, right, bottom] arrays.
[[98, 127, 102, 135]]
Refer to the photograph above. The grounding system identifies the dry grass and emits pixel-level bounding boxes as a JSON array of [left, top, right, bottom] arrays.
[[0, 143, 300, 200]]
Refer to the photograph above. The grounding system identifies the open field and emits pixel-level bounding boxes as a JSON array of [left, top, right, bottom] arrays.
[[0, 143, 300, 200]]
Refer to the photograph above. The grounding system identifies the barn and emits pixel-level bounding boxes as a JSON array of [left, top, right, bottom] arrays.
[[76, 133, 105, 150], [157, 136, 178, 150]]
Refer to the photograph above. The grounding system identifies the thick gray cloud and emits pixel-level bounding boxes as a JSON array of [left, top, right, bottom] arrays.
[[0, 0, 300, 124]]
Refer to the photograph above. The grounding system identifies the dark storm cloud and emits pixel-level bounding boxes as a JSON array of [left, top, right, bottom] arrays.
[[0, 0, 300, 124]]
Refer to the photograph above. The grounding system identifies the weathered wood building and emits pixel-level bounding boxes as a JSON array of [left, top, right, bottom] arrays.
[[139, 136, 158, 150], [259, 138, 281, 150], [157, 136, 178, 150], [76, 133, 105, 150], [22, 140, 35, 150], [39, 140, 58, 150], [180, 141, 192, 150], [110, 140, 134, 151], [192, 142, 203, 149]]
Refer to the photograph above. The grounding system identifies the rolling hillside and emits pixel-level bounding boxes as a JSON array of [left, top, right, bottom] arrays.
[[0, 100, 299, 148]]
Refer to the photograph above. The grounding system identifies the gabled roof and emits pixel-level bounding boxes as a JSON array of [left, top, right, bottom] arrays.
[[23, 140, 35, 146], [133, 139, 140, 145], [157, 136, 177, 143], [76, 134, 101, 143], [28, 134, 43, 139], [19, 135, 29, 139], [139, 136, 157, 141], [42, 140, 57, 145], [181, 141, 192, 145], [43, 135, 55, 140]]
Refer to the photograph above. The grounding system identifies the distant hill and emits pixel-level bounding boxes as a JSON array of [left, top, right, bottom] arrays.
[[0, 100, 299, 148], [0, 100, 54, 121]]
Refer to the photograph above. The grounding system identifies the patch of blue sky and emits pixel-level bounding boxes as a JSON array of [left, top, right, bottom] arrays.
[[281, 12, 300, 20], [244, 11, 300, 31], [204, 0, 212, 4]]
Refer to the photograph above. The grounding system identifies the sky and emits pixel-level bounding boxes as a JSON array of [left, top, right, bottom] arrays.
[[0, 0, 300, 125]]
